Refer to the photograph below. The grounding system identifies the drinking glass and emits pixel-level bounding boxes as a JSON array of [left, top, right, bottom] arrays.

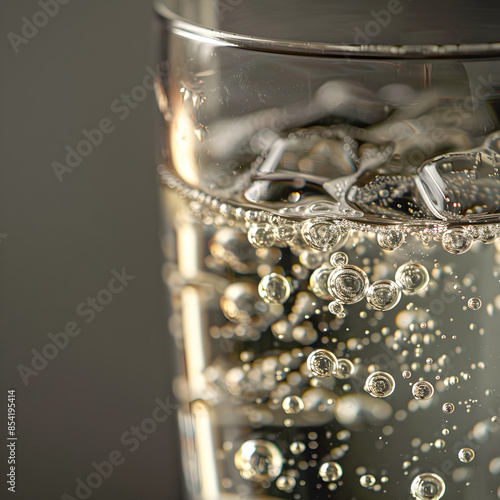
[[154, 2, 500, 498]]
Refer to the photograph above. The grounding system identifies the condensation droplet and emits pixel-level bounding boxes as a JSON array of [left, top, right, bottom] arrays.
[[467, 297, 482, 310], [366, 279, 402, 311], [395, 262, 430, 295], [410, 472, 446, 499], [330, 251, 349, 267], [442, 402, 455, 414], [328, 265, 370, 304], [307, 349, 338, 378], [335, 358, 355, 379], [377, 230, 405, 251], [402, 370, 412, 379], [412, 380, 435, 400], [258, 273, 291, 304], [318, 461, 343, 482], [234, 439, 283, 482], [458, 448, 475, 463], [442, 228, 473, 255], [365, 371, 396, 398], [282, 395, 305, 415]]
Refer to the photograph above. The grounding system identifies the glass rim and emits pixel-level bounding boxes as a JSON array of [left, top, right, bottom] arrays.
[[155, 2, 500, 60]]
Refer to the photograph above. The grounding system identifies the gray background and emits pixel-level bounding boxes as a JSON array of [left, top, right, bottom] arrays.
[[0, 1, 182, 499]]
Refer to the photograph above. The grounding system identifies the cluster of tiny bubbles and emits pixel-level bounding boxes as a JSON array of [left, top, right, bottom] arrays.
[[318, 461, 343, 482], [458, 447, 475, 463], [328, 264, 370, 304], [282, 395, 305, 414], [467, 297, 482, 310], [247, 223, 276, 248], [377, 230, 405, 251], [442, 402, 455, 414], [300, 219, 345, 251], [309, 264, 334, 299], [335, 358, 356, 379], [360, 474, 376, 488], [402, 370, 412, 378], [410, 472, 446, 500], [307, 349, 338, 378], [233, 439, 283, 482], [328, 299, 346, 318], [395, 262, 430, 295], [366, 279, 402, 311], [330, 251, 349, 267], [258, 273, 291, 304], [441, 228, 473, 255], [365, 371, 396, 398], [276, 474, 296, 492], [412, 380, 435, 401]]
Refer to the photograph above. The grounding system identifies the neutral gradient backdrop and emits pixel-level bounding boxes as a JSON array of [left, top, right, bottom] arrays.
[[0, 1, 182, 499]]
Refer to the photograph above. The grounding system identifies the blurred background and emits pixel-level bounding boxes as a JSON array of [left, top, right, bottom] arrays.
[[0, 1, 182, 499]]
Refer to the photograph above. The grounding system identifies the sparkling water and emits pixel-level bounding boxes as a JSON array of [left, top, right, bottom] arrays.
[[159, 89, 500, 499]]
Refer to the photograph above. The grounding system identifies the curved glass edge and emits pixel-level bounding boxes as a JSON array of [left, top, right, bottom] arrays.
[[154, 2, 500, 59]]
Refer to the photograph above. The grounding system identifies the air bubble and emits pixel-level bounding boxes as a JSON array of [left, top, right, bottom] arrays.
[[310, 265, 334, 299], [377, 230, 405, 251], [330, 251, 349, 267], [442, 402, 455, 414], [318, 461, 343, 482], [276, 475, 296, 492], [290, 441, 306, 455], [395, 262, 430, 295], [412, 381, 435, 400], [328, 265, 370, 304], [282, 395, 305, 414], [441, 228, 473, 255], [458, 448, 475, 463], [258, 273, 291, 304], [301, 220, 344, 251], [365, 371, 396, 398], [328, 300, 346, 318], [467, 297, 482, 310], [247, 223, 276, 248], [410, 472, 446, 499], [360, 474, 376, 488], [402, 370, 412, 379], [366, 279, 402, 311], [335, 358, 355, 379], [307, 349, 338, 378], [234, 439, 283, 482]]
